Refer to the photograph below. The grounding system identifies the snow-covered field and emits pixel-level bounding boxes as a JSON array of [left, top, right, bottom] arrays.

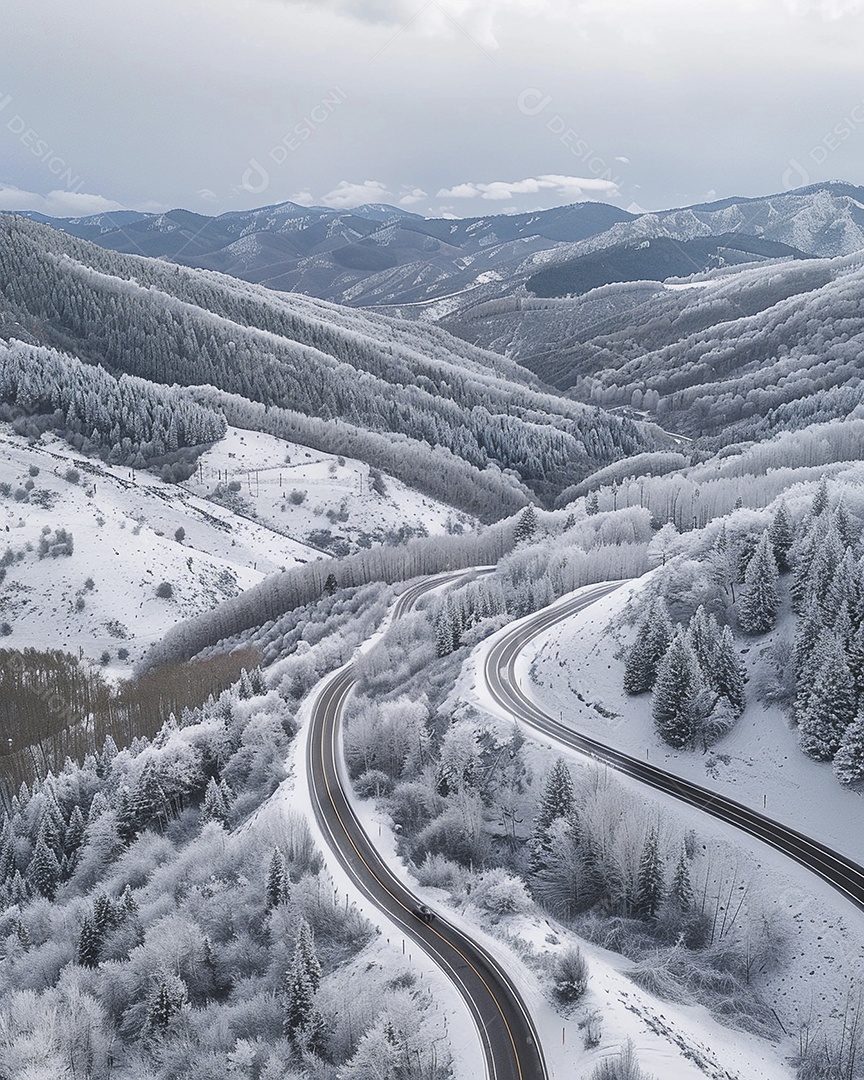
[[0, 424, 469, 669], [185, 426, 474, 557], [466, 580, 864, 1073]]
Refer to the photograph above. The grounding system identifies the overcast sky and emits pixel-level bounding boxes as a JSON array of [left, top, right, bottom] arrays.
[[1, 0, 863, 220]]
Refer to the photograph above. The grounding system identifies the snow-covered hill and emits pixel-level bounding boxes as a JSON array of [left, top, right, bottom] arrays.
[[0, 423, 469, 669]]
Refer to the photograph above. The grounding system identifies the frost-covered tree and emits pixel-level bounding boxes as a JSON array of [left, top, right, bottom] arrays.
[[513, 504, 538, 544], [77, 914, 101, 969], [811, 476, 829, 519], [294, 917, 321, 994], [200, 776, 229, 826], [27, 828, 60, 899], [797, 632, 856, 761], [633, 829, 664, 920], [708, 625, 747, 716], [266, 847, 289, 910], [768, 501, 794, 571], [623, 598, 673, 694], [652, 632, 703, 749], [834, 714, 864, 785], [669, 846, 694, 913], [147, 973, 189, 1031], [737, 532, 779, 634], [530, 759, 575, 871]]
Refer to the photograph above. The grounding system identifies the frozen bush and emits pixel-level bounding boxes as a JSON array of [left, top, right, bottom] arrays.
[[552, 945, 589, 1004]]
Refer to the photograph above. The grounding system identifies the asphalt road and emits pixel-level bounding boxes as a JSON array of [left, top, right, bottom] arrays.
[[306, 571, 547, 1080], [485, 581, 864, 912]]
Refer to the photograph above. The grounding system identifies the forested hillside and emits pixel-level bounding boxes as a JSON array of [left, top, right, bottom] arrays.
[[0, 215, 663, 514], [451, 250, 864, 447]]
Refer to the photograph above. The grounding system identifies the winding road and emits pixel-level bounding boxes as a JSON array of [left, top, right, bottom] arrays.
[[485, 582, 864, 912], [306, 571, 547, 1080]]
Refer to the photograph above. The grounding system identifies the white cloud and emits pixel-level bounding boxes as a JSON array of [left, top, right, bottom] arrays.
[[615, 156, 630, 164], [398, 187, 428, 206], [0, 186, 125, 217], [437, 174, 620, 202], [315, 179, 392, 209]]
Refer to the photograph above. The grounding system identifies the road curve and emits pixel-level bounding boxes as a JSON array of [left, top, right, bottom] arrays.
[[307, 571, 547, 1080], [485, 582, 864, 912]]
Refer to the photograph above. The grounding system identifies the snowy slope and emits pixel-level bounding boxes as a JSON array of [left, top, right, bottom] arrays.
[[0, 423, 472, 669], [507, 582, 864, 1059]]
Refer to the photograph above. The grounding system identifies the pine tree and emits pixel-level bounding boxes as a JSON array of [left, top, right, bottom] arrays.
[[797, 632, 856, 761], [28, 829, 60, 899], [669, 846, 694, 913], [147, 974, 189, 1030], [295, 917, 321, 993], [709, 626, 746, 716], [64, 804, 86, 868], [585, 491, 600, 516], [434, 608, 455, 658], [834, 714, 864, 785], [200, 776, 229, 826], [283, 960, 314, 1041], [266, 847, 289, 911], [811, 476, 829, 519], [324, 572, 338, 595], [513, 504, 537, 544], [0, 819, 15, 886], [768, 501, 794, 571], [737, 532, 779, 634], [623, 598, 673, 694], [686, 606, 719, 674], [77, 913, 101, 968], [652, 632, 703, 749], [633, 829, 664, 920], [530, 759, 575, 871]]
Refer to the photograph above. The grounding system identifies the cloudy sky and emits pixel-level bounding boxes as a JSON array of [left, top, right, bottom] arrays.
[[1, 0, 863, 219]]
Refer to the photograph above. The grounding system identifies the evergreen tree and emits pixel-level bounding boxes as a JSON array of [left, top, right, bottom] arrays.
[[833, 500, 854, 549], [295, 917, 321, 994], [64, 804, 86, 867], [434, 608, 455, 658], [27, 829, 60, 899], [768, 501, 794, 571], [623, 598, 673, 695], [77, 914, 101, 968], [709, 626, 747, 716], [0, 819, 15, 885], [847, 623, 864, 706], [669, 846, 694, 913], [811, 476, 829, 519], [513, 504, 538, 544], [266, 847, 289, 911], [834, 714, 864, 785], [147, 974, 189, 1030], [633, 829, 664, 920], [200, 776, 229, 826], [737, 532, 779, 634], [686, 606, 719, 674], [324, 572, 338, 595], [7, 869, 28, 905], [283, 960, 314, 1041], [530, 759, 575, 871], [797, 633, 856, 761], [585, 491, 600, 516], [652, 632, 703, 749]]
